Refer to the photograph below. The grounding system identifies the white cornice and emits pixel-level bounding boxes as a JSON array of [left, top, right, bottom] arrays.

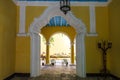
[[86, 33, 98, 36], [13, 0, 112, 6], [17, 33, 29, 36]]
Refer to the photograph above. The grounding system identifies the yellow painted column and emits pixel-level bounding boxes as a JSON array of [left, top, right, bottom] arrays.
[[71, 42, 75, 65], [46, 41, 50, 64]]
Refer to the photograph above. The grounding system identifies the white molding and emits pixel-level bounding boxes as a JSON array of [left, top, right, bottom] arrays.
[[29, 5, 86, 77], [29, 5, 86, 34], [17, 33, 29, 36], [19, 5, 26, 33], [13, 0, 112, 6], [86, 33, 98, 36], [30, 33, 40, 77], [89, 6, 97, 34], [76, 33, 86, 77]]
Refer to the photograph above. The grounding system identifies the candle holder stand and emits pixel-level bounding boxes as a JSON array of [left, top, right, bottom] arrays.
[[97, 40, 112, 79]]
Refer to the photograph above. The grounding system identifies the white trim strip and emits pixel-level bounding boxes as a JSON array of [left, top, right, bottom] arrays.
[[86, 33, 98, 36], [89, 6, 96, 33], [13, 0, 112, 6], [17, 33, 29, 36], [19, 5, 26, 33]]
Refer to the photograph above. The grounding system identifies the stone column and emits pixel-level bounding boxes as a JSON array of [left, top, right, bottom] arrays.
[[46, 41, 50, 64], [76, 33, 86, 77], [71, 42, 75, 65], [30, 33, 40, 77]]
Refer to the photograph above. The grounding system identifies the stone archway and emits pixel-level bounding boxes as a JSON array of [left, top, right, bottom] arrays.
[[29, 5, 86, 78]]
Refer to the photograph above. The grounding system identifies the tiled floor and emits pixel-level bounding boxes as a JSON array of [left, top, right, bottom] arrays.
[[41, 65, 76, 75], [11, 65, 115, 80]]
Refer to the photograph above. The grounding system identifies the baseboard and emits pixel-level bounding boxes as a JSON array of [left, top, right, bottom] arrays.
[[4, 73, 30, 80], [87, 73, 120, 79], [14, 73, 30, 77], [4, 73, 16, 80], [4, 73, 120, 80], [109, 74, 120, 80], [87, 73, 113, 77], [86, 73, 101, 77]]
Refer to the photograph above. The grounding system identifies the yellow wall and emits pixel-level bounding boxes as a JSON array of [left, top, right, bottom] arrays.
[[26, 6, 47, 32], [15, 6, 48, 72], [86, 6, 109, 73], [15, 6, 47, 73], [0, 0, 16, 79], [109, 0, 120, 77], [71, 6, 90, 33], [15, 6, 109, 74], [15, 37, 30, 73], [1, 0, 119, 78]]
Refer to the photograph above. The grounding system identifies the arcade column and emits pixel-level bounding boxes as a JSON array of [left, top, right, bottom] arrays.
[[71, 42, 75, 65], [46, 41, 50, 64]]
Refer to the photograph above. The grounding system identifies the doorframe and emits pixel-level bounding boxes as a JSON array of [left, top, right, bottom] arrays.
[[29, 5, 86, 78]]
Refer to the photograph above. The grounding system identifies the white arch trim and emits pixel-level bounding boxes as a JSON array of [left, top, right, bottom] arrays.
[[29, 5, 86, 78]]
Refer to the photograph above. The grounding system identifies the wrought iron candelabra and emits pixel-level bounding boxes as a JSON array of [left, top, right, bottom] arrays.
[[97, 40, 112, 76]]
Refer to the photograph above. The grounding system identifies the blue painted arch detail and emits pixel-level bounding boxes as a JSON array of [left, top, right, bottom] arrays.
[[46, 16, 69, 27]]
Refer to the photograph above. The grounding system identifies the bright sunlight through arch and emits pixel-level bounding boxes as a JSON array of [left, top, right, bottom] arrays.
[[50, 33, 70, 55]]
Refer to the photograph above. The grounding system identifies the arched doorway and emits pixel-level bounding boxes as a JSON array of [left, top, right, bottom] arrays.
[[29, 5, 86, 77], [40, 33, 76, 74], [49, 33, 71, 65], [50, 33, 76, 65]]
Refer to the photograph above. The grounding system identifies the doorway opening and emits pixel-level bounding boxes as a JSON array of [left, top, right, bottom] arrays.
[[40, 33, 76, 74], [29, 5, 86, 77]]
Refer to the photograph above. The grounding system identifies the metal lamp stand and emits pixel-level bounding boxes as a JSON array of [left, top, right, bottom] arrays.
[[97, 40, 112, 80]]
